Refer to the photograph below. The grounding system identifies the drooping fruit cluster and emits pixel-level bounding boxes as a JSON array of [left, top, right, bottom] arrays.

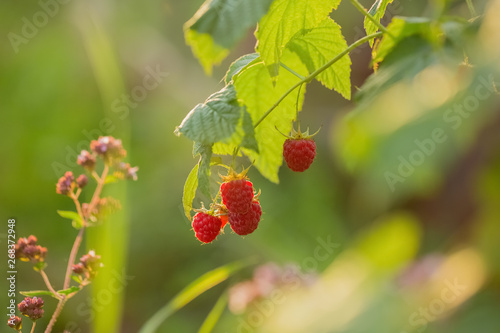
[[220, 170, 262, 236], [190, 169, 262, 243], [281, 126, 318, 172]]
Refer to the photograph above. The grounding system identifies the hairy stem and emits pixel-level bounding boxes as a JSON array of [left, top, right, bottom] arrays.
[[39, 270, 60, 299], [254, 32, 383, 128], [44, 296, 66, 333], [349, 0, 393, 37]]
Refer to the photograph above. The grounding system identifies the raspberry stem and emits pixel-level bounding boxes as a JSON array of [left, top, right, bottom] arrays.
[[253, 31, 383, 129]]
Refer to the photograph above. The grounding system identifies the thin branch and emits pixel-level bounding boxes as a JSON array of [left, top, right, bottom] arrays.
[[39, 270, 60, 299], [254, 32, 383, 128], [349, 0, 393, 37], [31, 321, 36, 333], [45, 165, 109, 333], [280, 62, 305, 80]]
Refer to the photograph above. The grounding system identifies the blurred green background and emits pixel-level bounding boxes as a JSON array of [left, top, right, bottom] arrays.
[[1, 0, 500, 332]]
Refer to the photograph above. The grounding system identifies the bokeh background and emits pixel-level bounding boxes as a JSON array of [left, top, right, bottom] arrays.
[[1, 0, 499, 332]]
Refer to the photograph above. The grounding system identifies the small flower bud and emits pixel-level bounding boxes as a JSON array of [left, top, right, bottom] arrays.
[[56, 171, 74, 195], [72, 263, 85, 275], [73, 250, 103, 280], [77, 150, 96, 171], [18, 297, 44, 321], [117, 162, 139, 181], [80, 250, 102, 271], [15, 236, 47, 263], [7, 316, 22, 331], [76, 174, 88, 188], [90, 136, 126, 163]]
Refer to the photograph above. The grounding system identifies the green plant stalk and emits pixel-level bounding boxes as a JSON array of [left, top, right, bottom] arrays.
[[349, 0, 393, 37], [253, 31, 383, 128], [466, 0, 477, 17], [139, 260, 254, 333], [198, 292, 228, 333]]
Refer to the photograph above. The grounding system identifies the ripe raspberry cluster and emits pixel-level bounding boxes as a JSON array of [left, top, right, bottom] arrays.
[[191, 170, 262, 243]]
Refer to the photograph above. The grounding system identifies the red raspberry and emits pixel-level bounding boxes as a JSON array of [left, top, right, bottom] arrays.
[[283, 138, 316, 172], [221, 179, 254, 214], [229, 202, 262, 236], [192, 212, 222, 243]]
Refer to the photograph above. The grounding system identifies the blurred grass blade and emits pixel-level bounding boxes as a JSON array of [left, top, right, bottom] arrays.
[[139, 260, 252, 333], [198, 291, 228, 333]]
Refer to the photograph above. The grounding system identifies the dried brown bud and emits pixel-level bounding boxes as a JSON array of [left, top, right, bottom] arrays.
[[15, 236, 47, 263], [76, 174, 88, 188], [7, 316, 22, 331], [77, 150, 96, 171], [56, 171, 74, 195], [18, 297, 44, 321]]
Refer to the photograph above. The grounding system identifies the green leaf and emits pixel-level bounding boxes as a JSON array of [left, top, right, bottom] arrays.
[[183, 164, 199, 221], [287, 18, 351, 99], [72, 275, 83, 284], [240, 107, 259, 152], [198, 292, 228, 333], [364, 0, 394, 46], [57, 286, 81, 296], [185, 0, 273, 74], [224, 53, 260, 84], [176, 85, 242, 145], [57, 210, 84, 229], [57, 210, 81, 221], [197, 144, 213, 198], [235, 51, 307, 183], [185, 29, 229, 75], [139, 260, 253, 333], [372, 16, 432, 66], [20, 290, 57, 299], [187, 0, 274, 48], [356, 35, 436, 105], [256, 0, 341, 77]]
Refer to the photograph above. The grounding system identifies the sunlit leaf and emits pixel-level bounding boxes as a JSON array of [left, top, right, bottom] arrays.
[[287, 18, 351, 99], [256, 0, 341, 77]]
